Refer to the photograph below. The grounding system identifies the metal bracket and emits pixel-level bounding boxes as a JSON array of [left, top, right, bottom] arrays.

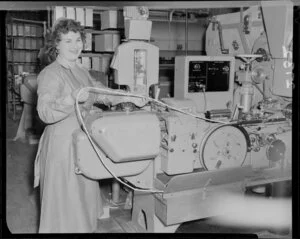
[[217, 21, 229, 54]]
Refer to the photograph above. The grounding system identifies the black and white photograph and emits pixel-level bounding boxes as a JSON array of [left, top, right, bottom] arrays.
[[1, 0, 299, 237]]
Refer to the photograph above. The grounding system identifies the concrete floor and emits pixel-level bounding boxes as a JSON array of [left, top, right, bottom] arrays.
[[5, 111, 292, 237]]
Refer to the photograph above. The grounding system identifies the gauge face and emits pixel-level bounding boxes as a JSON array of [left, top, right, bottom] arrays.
[[201, 125, 248, 170]]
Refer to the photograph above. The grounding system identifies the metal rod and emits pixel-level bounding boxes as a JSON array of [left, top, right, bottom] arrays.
[[185, 9, 188, 56], [11, 17, 45, 25]]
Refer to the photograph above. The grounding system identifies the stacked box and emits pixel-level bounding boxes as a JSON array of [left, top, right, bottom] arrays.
[[125, 19, 152, 40], [23, 64, 30, 73], [18, 24, 24, 36], [76, 8, 85, 26], [30, 25, 36, 37], [24, 24, 31, 36], [25, 52, 31, 62], [25, 38, 31, 49], [91, 57, 100, 71], [99, 54, 112, 73], [19, 50, 26, 62], [7, 24, 12, 35], [81, 57, 91, 69], [101, 10, 124, 30], [13, 50, 20, 62], [31, 39, 37, 49], [12, 24, 17, 36], [85, 8, 93, 27], [7, 49, 12, 62], [13, 64, 18, 74], [6, 39, 11, 49], [66, 7, 76, 20], [18, 64, 24, 74], [29, 65, 36, 73], [94, 31, 120, 52], [36, 26, 43, 37], [37, 38, 43, 49], [84, 33, 92, 51], [13, 38, 19, 49], [53, 6, 65, 21]]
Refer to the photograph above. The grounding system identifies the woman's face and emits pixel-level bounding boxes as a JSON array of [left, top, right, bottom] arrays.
[[56, 31, 83, 62]]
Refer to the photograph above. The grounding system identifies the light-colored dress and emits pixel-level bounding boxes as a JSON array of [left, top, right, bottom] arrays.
[[34, 55, 103, 233]]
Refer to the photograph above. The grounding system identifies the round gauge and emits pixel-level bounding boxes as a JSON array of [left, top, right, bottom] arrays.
[[200, 125, 248, 170]]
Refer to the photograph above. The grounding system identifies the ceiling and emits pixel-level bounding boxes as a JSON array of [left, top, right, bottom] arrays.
[[1, 1, 299, 11]]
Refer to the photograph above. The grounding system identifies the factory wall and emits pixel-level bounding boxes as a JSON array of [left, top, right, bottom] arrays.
[[151, 20, 207, 53]]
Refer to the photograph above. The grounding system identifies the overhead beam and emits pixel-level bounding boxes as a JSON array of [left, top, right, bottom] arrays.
[[0, 1, 299, 11]]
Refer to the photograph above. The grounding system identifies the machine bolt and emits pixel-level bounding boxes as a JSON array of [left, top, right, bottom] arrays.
[[169, 148, 174, 153], [193, 149, 197, 153]]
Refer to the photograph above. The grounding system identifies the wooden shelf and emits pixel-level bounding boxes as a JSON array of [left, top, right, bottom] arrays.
[[7, 48, 40, 51], [85, 29, 121, 34], [6, 35, 44, 39], [160, 64, 174, 68], [81, 52, 114, 57], [8, 62, 38, 64]]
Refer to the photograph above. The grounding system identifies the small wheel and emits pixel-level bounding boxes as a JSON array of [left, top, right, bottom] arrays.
[[200, 125, 249, 170]]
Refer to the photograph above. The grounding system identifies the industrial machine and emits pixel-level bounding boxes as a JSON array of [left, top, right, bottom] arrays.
[[72, 3, 292, 232]]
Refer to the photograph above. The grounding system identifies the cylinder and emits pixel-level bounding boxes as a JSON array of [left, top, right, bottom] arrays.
[[240, 84, 254, 113]]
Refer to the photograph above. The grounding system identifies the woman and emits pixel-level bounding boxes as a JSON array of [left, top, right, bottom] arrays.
[[34, 18, 146, 233]]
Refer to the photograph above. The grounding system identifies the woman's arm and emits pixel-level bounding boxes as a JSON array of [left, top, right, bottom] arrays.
[[37, 69, 75, 124]]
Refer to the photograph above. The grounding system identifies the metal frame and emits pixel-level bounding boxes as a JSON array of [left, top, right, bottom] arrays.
[[0, 1, 299, 11]]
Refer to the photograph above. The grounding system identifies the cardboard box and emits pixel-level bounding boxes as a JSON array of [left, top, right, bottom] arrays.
[[25, 38, 31, 49], [91, 57, 100, 71], [12, 24, 17, 36], [13, 64, 19, 75], [99, 54, 112, 73], [84, 33, 92, 51], [101, 10, 124, 30], [25, 52, 31, 62], [7, 24, 11, 36], [125, 19, 152, 40], [66, 7, 76, 20], [36, 26, 43, 37], [18, 64, 24, 75], [85, 8, 93, 27], [19, 50, 26, 62], [31, 39, 37, 49], [75, 8, 85, 26], [7, 49, 12, 62], [30, 25, 36, 37], [24, 24, 31, 36], [54, 6, 65, 21], [18, 38, 25, 49], [37, 39, 43, 49], [81, 57, 91, 69], [94, 32, 120, 52], [17, 24, 24, 36]]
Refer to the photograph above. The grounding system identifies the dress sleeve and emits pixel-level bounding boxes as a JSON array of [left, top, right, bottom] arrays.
[[37, 69, 75, 124]]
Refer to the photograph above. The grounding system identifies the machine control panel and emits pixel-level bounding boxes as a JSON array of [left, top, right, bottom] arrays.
[[188, 61, 230, 92]]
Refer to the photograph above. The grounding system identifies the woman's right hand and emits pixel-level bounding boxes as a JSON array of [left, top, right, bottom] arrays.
[[72, 88, 89, 103]]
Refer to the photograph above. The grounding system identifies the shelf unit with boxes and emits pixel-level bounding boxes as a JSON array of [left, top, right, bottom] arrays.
[[52, 7, 124, 87], [6, 16, 46, 120]]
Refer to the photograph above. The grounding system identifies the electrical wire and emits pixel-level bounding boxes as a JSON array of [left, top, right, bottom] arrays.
[[75, 87, 163, 194], [75, 86, 239, 194], [202, 86, 207, 113]]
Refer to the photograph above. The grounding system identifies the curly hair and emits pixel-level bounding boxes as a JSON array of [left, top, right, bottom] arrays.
[[41, 18, 86, 64], [51, 18, 86, 45]]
